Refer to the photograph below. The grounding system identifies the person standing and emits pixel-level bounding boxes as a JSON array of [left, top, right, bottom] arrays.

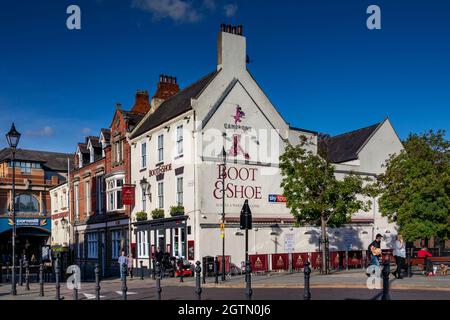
[[393, 235, 406, 279], [118, 250, 128, 280], [369, 234, 383, 266]]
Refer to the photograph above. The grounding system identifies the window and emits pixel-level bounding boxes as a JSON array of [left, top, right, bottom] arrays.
[[137, 231, 149, 258], [106, 177, 124, 212], [141, 142, 147, 168], [74, 184, 79, 220], [176, 177, 183, 206], [87, 233, 98, 259], [176, 125, 183, 156], [111, 230, 122, 259], [158, 182, 164, 209], [142, 188, 147, 212], [14, 194, 39, 213], [9, 161, 40, 174], [157, 134, 164, 163], [84, 181, 90, 215], [115, 140, 123, 164]]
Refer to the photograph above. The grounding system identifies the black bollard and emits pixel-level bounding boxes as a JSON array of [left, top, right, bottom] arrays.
[[156, 261, 162, 300], [25, 261, 30, 291], [140, 261, 144, 280], [303, 261, 311, 300], [121, 263, 128, 300], [214, 257, 219, 284], [95, 264, 101, 300], [55, 256, 61, 300], [381, 261, 391, 300], [19, 259, 23, 286], [152, 259, 156, 280], [39, 263, 44, 297], [195, 261, 202, 300], [245, 261, 253, 301]]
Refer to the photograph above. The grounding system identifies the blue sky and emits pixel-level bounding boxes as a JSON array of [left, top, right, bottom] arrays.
[[0, 0, 449, 153]]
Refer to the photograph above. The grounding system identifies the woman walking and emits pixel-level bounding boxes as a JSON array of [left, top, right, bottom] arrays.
[[393, 234, 406, 279]]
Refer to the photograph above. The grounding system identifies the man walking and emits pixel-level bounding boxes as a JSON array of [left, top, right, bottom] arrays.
[[369, 234, 383, 266], [118, 250, 128, 280], [393, 234, 406, 279]]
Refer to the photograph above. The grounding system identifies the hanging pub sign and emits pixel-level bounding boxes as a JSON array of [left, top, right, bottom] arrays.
[[122, 185, 135, 206]]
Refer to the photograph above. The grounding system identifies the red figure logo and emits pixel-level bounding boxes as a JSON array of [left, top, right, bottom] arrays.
[[233, 106, 246, 125], [228, 134, 250, 160]]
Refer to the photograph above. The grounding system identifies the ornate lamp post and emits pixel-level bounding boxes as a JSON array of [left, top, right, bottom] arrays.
[[6, 123, 21, 296], [140, 178, 151, 200]]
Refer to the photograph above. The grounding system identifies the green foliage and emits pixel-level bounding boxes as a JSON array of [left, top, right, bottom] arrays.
[[136, 212, 148, 222], [170, 205, 185, 217], [151, 209, 165, 220], [377, 130, 450, 242], [279, 135, 374, 228]]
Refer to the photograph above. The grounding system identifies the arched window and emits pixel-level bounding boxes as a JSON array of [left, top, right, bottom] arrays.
[[14, 194, 39, 213]]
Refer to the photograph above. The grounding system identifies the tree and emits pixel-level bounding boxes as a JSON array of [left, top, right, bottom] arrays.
[[279, 135, 374, 274], [377, 130, 450, 244]]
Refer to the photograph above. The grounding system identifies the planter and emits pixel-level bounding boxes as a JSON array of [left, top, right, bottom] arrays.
[[170, 206, 185, 217]]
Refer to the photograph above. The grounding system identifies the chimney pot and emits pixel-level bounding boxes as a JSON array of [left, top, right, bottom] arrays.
[[221, 24, 225, 32], [238, 25, 243, 35], [232, 26, 236, 34], [227, 25, 232, 33]]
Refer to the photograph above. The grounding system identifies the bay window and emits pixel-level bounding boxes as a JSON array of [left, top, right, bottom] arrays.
[[106, 176, 125, 212]]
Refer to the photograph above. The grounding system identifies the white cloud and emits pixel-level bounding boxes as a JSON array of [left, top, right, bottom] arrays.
[[26, 126, 54, 137], [223, 3, 238, 17], [203, 0, 216, 10], [132, 0, 202, 23], [81, 128, 92, 135]]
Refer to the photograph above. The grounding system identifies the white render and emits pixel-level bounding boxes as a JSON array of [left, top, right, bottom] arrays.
[[129, 29, 404, 266], [49, 182, 70, 247]]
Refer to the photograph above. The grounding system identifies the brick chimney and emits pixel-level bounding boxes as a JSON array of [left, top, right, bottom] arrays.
[[131, 90, 150, 115], [151, 75, 180, 112], [217, 24, 246, 72]]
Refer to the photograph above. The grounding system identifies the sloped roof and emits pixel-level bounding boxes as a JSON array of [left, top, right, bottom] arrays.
[[77, 143, 88, 154], [86, 136, 102, 149], [319, 122, 381, 163], [0, 148, 73, 172], [131, 71, 219, 139], [100, 128, 110, 142]]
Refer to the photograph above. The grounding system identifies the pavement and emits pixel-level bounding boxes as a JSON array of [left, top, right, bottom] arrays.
[[0, 269, 449, 300]]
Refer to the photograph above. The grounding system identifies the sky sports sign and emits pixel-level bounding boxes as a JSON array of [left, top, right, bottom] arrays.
[[268, 195, 287, 203]]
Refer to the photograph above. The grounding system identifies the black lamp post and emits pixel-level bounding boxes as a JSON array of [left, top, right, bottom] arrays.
[[221, 147, 227, 282], [6, 123, 21, 296], [140, 178, 151, 200]]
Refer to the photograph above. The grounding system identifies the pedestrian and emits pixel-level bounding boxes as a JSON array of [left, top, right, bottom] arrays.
[[127, 253, 134, 279], [417, 246, 434, 276], [31, 254, 37, 265], [118, 250, 128, 280], [368, 234, 383, 266], [393, 234, 406, 279]]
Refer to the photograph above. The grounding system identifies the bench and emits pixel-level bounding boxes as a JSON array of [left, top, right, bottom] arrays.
[[407, 257, 450, 277]]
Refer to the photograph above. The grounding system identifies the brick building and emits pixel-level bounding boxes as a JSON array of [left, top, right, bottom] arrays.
[[0, 148, 71, 263]]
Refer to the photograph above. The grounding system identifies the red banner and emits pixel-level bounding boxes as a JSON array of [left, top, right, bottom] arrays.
[[271, 254, 289, 270], [292, 253, 309, 269], [311, 252, 322, 269], [217, 255, 231, 274], [249, 254, 269, 272], [122, 185, 135, 206], [330, 251, 344, 269], [347, 251, 363, 266]]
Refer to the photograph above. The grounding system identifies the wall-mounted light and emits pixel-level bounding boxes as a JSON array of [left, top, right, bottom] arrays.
[[184, 116, 191, 123], [164, 126, 170, 132]]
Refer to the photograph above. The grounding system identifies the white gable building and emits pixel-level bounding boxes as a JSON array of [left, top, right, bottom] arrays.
[[128, 25, 403, 268]]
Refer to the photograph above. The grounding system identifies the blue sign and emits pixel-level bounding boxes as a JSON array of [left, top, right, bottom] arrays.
[[0, 217, 51, 235], [268, 194, 287, 203]]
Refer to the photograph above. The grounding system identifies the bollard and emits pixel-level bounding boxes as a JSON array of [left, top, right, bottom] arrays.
[[155, 261, 162, 300], [95, 264, 101, 300], [140, 261, 144, 280], [39, 264, 44, 297], [55, 256, 61, 300], [214, 257, 219, 284], [25, 261, 30, 291], [303, 261, 311, 300], [121, 263, 128, 300], [72, 268, 79, 301], [245, 261, 253, 300], [19, 259, 23, 286], [381, 261, 391, 300], [152, 259, 156, 280], [195, 261, 202, 300]]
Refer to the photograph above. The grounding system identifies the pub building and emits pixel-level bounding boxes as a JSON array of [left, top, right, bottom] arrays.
[[0, 148, 71, 264], [128, 24, 404, 271]]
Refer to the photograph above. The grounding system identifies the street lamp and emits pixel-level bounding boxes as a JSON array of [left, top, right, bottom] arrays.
[[140, 177, 151, 200], [6, 122, 21, 296]]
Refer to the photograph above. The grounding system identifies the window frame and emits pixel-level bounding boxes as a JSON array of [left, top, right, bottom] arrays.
[[157, 134, 164, 163]]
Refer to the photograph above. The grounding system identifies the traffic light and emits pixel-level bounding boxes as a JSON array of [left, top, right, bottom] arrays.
[[240, 200, 252, 230]]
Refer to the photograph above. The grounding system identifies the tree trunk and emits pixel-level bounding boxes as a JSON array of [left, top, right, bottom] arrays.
[[321, 216, 328, 275]]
